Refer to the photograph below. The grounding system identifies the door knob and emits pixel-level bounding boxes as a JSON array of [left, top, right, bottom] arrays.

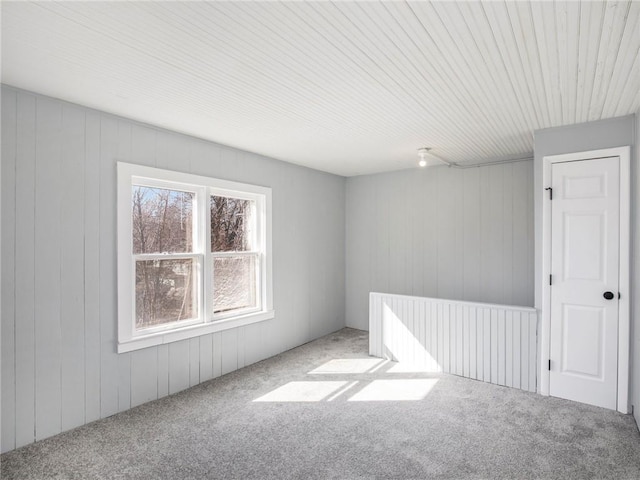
[[603, 291, 614, 300]]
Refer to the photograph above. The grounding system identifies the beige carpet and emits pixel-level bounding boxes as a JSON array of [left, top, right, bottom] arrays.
[[2, 327, 640, 479]]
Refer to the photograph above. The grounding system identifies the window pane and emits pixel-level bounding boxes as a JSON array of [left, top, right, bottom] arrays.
[[213, 256, 257, 314], [132, 186, 193, 254], [210, 196, 254, 252], [135, 259, 197, 329]]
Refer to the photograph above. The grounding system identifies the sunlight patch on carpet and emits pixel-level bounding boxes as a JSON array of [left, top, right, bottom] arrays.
[[348, 379, 438, 401], [253, 381, 348, 402], [308, 358, 386, 375]]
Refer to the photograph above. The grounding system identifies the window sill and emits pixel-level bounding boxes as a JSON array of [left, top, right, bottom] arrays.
[[117, 310, 275, 353]]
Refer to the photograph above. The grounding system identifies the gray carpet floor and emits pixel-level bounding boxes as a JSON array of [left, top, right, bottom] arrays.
[[2, 327, 640, 480]]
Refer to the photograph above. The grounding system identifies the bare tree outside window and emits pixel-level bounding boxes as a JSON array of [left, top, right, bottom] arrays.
[[210, 196, 252, 252], [135, 259, 195, 327], [132, 186, 196, 329], [133, 186, 193, 254], [210, 196, 258, 314]]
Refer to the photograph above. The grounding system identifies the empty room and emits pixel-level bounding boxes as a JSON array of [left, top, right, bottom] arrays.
[[1, 1, 640, 479]]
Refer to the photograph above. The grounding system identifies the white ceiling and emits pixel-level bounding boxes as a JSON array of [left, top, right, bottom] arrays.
[[2, 1, 639, 176]]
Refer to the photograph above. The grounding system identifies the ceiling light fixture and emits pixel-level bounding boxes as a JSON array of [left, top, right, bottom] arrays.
[[417, 147, 430, 167], [416, 148, 532, 170]]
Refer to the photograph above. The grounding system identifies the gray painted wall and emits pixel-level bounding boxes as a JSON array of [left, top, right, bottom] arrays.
[[532, 114, 637, 415], [345, 162, 535, 331], [0, 86, 346, 452], [635, 111, 639, 427], [2, 82, 636, 453]]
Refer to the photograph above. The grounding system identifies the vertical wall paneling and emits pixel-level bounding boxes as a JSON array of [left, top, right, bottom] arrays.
[[520, 313, 530, 391], [131, 124, 157, 167], [490, 309, 499, 384], [529, 315, 537, 392], [421, 302, 429, 370], [346, 162, 534, 330], [0, 86, 346, 451], [410, 175, 424, 296], [486, 166, 505, 304], [116, 120, 133, 414], [431, 303, 439, 372], [212, 332, 222, 379], [408, 300, 416, 367], [513, 312, 522, 389], [498, 310, 506, 385], [374, 176, 390, 295], [155, 132, 185, 171], [368, 293, 376, 356], [426, 172, 439, 297], [502, 164, 514, 304], [242, 322, 266, 368], [473, 307, 481, 380], [189, 337, 200, 387], [483, 309, 491, 383], [131, 348, 158, 408], [117, 353, 131, 413], [60, 105, 86, 431], [505, 310, 514, 388], [436, 304, 444, 372], [634, 110, 640, 429], [456, 305, 463, 376], [34, 97, 63, 441], [388, 172, 404, 295], [199, 334, 214, 383], [1, 89, 17, 452], [268, 174, 288, 356], [14, 92, 37, 448], [221, 328, 238, 375], [99, 115, 120, 418], [84, 111, 101, 424], [369, 293, 538, 393], [463, 168, 481, 301], [0, 90, 4, 452], [307, 173, 323, 341], [513, 163, 530, 306], [463, 306, 470, 378], [168, 340, 190, 395], [292, 169, 310, 348], [526, 164, 535, 312], [157, 344, 170, 399], [236, 326, 246, 371], [436, 169, 457, 299]]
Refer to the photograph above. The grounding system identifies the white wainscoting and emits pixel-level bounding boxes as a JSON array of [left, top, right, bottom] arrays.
[[369, 293, 538, 392]]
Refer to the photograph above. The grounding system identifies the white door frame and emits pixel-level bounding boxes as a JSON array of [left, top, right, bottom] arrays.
[[541, 146, 630, 413]]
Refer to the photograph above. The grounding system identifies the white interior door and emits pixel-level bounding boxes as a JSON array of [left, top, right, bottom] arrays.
[[549, 156, 620, 410]]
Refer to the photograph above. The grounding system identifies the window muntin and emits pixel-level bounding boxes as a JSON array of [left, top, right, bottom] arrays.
[[118, 163, 273, 353]]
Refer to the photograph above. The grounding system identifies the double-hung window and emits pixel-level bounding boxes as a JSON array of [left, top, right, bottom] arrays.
[[117, 163, 273, 353]]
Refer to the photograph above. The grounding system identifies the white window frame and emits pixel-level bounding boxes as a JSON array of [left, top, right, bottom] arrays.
[[117, 162, 274, 353]]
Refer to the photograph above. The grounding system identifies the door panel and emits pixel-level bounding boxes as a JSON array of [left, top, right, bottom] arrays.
[[561, 304, 603, 379], [563, 174, 606, 199], [550, 157, 619, 410], [563, 213, 604, 281]]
